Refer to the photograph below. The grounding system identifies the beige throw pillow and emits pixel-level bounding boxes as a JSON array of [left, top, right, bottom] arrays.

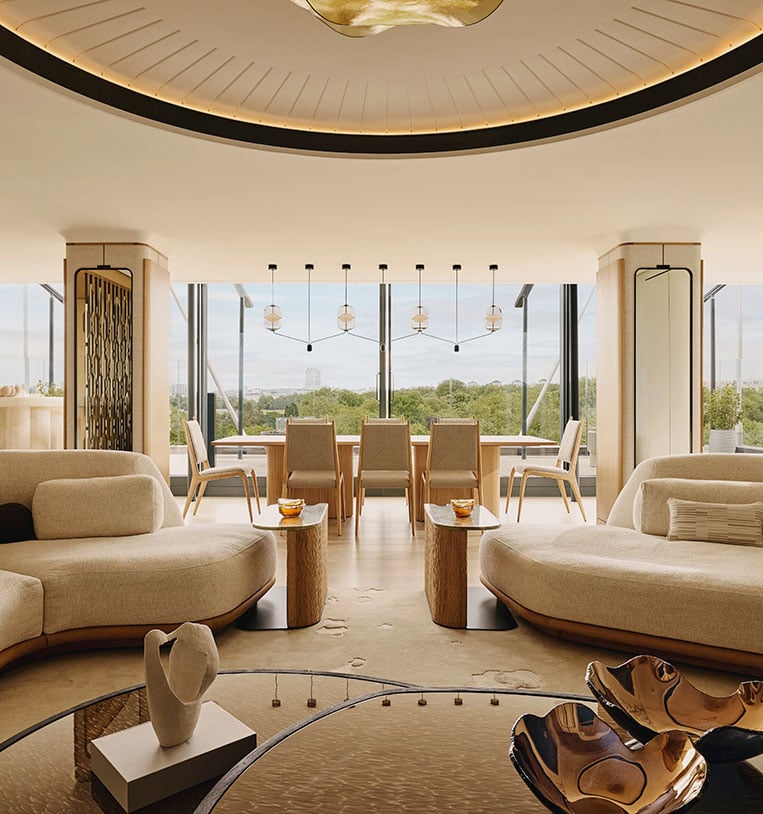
[[32, 475, 164, 540], [634, 478, 763, 536], [666, 497, 763, 546]]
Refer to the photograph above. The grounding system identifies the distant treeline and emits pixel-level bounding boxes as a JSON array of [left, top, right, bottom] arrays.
[[170, 379, 598, 444]]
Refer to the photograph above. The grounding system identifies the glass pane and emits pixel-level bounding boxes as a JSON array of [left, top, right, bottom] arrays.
[[251, 281, 380, 432], [169, 285, 189, 476], [0, 283, 64, 450], [578, 284, 596, 480], [703, 284, 763, 449], [0, 283, 64, 394], [390, 281, 561, 478]]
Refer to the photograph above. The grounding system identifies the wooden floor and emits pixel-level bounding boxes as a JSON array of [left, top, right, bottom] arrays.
[[185, 493, 596, 591]]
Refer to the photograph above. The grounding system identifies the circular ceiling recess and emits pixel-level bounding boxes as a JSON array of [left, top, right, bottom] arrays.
[[0, 0, 762, 153]]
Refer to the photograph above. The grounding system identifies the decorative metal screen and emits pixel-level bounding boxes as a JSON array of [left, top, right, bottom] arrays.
[[80, 270, 133, 450]]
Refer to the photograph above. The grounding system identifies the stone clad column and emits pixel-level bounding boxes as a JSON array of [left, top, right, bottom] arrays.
[[596, 242, 702, 523], [64, 242, 171, 481]]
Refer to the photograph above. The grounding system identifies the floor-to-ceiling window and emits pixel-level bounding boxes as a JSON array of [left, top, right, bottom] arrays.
[[703, 284, 763, 449], [170, 278, 596, 496]]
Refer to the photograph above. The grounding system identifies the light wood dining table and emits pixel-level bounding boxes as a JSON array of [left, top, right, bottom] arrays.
[[212, 433, 554, 521]]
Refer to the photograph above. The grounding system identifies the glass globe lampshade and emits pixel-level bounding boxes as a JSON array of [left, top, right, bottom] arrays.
[[337, 304, 356, 331], [484, 304, 503, 332], [263, 304, 282, 331], [411, 305, 429, 332]]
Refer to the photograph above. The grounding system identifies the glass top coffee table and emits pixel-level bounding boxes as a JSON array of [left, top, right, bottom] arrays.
[[2, 671, 761, 813]]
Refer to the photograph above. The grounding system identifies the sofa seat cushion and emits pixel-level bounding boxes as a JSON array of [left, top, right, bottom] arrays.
[[360, 470, 411, 488], [32, 475, 164, 540], [0, 524, 277, 634], [0, 570, 43, 651], [479, 524, 763, 655], [427, 470, 479, 489], [288, 471, 337, 489]]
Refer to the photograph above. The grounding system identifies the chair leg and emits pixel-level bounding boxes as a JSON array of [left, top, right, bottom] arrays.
[[516, 472, 530, 521], [568, 476, 587, 522], [192, 480, 208, 516], [505, 467, 516, 513], [240, 474, 254, 523], [556, 478, 571, 513], [336, 479, 343, 535], [183, 476, 199, 519], [251, 473, 261, 513], [408, 486, 416, 537], [355, 483, 362, 535]]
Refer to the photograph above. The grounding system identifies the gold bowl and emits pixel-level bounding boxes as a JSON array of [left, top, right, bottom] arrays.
[[586, 655, 763, 764], [510, 701, 707, 814], [277, 498, 305, 517], [450, 499, 475, 517]]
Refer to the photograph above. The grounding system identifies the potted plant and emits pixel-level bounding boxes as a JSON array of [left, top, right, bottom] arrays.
[[705, 383, 741, 453]]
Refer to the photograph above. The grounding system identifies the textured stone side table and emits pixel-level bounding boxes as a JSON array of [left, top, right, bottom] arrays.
[[424, 503, 514, 630], [243, 503, 328, 629]]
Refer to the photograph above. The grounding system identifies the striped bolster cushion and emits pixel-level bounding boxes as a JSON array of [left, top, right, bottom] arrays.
[[667, 498, 763, 546]]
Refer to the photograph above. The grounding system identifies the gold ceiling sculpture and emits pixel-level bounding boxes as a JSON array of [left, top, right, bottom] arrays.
[[290, 0, 504, 37]]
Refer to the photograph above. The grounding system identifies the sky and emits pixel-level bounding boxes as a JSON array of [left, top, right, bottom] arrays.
[[3, 281, 763, 395]]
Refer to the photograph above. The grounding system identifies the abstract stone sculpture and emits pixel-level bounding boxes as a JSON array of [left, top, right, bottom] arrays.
[[144, 622, 220, 748]]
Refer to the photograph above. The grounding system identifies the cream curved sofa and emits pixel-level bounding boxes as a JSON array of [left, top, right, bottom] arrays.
[[480, 453, 763, 675], [0, 449, 277, 672]]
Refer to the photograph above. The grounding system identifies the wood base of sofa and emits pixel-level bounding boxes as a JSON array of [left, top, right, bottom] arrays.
[[481, 576, 763, 678], [0, 577, 276, 673]]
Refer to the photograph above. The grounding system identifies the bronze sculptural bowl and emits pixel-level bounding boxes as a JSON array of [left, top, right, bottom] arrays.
[[510, 702, 706, 814], [586, 655, 763, 764]]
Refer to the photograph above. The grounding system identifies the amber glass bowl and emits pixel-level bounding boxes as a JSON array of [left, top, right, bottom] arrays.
[[450, 499, 475, 517], [278, 498, 305, 517]]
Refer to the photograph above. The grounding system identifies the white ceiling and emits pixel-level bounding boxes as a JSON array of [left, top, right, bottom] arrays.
[[0, 3, 762, 285]]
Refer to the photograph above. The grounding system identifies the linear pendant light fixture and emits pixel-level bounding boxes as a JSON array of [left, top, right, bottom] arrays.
[[264, 263, 500, 352]]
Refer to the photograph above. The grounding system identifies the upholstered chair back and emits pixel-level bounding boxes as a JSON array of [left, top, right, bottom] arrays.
[[359, 420, 411, 473], [557, 418, 583, 468], [184, 419, 209, 472], [285, 421, 337, 472], [428, 420, 480, 472]]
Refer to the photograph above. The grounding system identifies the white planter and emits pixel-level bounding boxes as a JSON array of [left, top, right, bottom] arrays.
[[708, 429, 736, 453]]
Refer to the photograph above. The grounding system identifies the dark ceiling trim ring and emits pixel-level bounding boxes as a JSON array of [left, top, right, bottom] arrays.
[[1, 25, 761, 155]]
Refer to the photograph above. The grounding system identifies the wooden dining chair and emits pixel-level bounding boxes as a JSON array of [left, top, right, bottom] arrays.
[[355, 417, 415, 536], [422, 419, 482, 507], [182, 418, 260, 521], [283, 420, 345, 533], [506, 417, 586, 522]]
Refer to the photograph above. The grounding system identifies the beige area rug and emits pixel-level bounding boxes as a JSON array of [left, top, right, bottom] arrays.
[[0, 581, 744, 743]]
